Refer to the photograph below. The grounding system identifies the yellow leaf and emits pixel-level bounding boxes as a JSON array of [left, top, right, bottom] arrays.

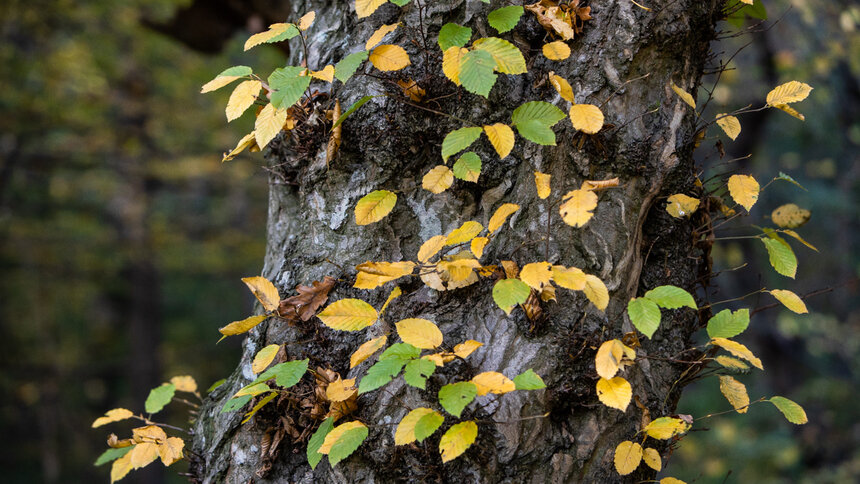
[[218, 314, 268, 337], [583, 274, 609, 311], [715, 355, 749, 370], [488, 203, 520, 233], [318, 421, 366, 454], [226, 80, 262, 122], [350, 335, 388, 368], [453, 340, 483, 359], [442, 46, 468, 86], [241, 276, 281, 313], [771, 203, 810, 228], [483, 123, 515, 159], [581, 177, 620, 191], [110, 451, 134, 483], [317, 299, 379, 331], [781, 229, 817, 251], [370, 44, 411, 71], [644, 417, 690, 440], [715, 114, 741, 141], [298, 11, 315, 31], [671, 82, 696, 109], [661, 478, 687, 484], [201, 75, 243, 94], [252, 345, 280, 374], [254, 103, 288, 149], [643, 447, 662, 471], [548, 72, 575, 103], [395, 408, 439, 445], [423, 353, 450, 366], [130, 442, 159, 469], [169, 375, 197, 393], [327, 377, 358, 402], [519, 262, 552, 290], [439, 421, 478, 463], [132, 425, 167, 443], [355, 0, 387, 18], [244, 23, 293, 51], [366, 23, 399, 50], [501, 260, 519, 279], [380, 286, 401, 315], [727, 174, 759, 211], [422, 165, 454, 194], [614, 440, 643, 475], [543, 41, 571, 61], [397, 79, 426, 102], [551, 265, 586, 290], [471, 372, 515, 396], [311, 65, 335, 82], [355, 190, 397, 226], [719, 375, 750, 413], [222, 131, 258, 162], [559, 189, 598, 227], [596, 376, 632, 411], [595, 339, 625, 380], [769, 289, 808, 314], [438, 257, 481, 282], [92, 408, 134, 428], [773, 103, 805, 121], [354, 261, 415, 289], [666, 193, 700, 218], [396, 318, 443, 349], [158, 437, 184, 466], [568, 104, 604, 134], [534, 172, 551, 199], [766, 81, 813, 106], [418, 235, 447, 262], [710, 338, 763, 370], [446, 221, 484, 246], [470, 237, 489, 259]]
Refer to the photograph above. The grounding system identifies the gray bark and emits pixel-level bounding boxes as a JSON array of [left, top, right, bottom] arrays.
[[191, 1, 721, 482]]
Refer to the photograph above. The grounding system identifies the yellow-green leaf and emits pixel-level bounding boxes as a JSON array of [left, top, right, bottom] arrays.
[[317, 299, 379, 331], [446, 221, 484, 246], [719, 375, 749, 413], [710, 338, 763, 370], [439, 421, 478, 463], [395, 407, 441, 445], [318, 420, 368, 466], [442, 46, 468, 86], [559, 189, 598, 227], [355, 190, 397, 226], [218, 314, 267, 337], [472, 37, 527, 74], [768, 396, 808, 424], [766, 81, 813, 106], [727, 174, 760, 211], [396, 318, 443, 349], [242, 276, 281, 313], [349, 335, 388, 368], [244, 23, 297, 51], [614, 440, 643, 475], [769, 289, 808, 314], [370, 44, 411, 71], [535, 171, 551, 199], [644, 416, 690, 440], [470, 372, 515, 396], [488, 203, 520, 233], [569, 104, 604, 134], [254, 103, 288, 149], [483, 123, 515, 159], [543, 41, 571, 61], [583, 274, 609, 311], [715, 114, 741, 141], [671, 82, 696, 109], [423, 165, 454, 194], [596, 376, 632, 411], [252, 344, 280, 374], [666, 193, 700, 218]]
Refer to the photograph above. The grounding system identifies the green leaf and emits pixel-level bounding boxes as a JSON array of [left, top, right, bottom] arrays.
[[216, 66, 253, 78], [438, 381, 478, 417], [761, 237, 798, 278], [94, 446, 132, 466], [492, 279, 530, 314], [769, 396, 808, 424], [643, 285, 697, 310], [472, 37, 526, 74], [441, 127, 483, 161], [459, 49, 498, 97], [269, 23, 301, 43], [627, 297, 662, 338], [328, 425, 369, 467], [511, 101, 566, 126], [220, 393, 253, 413], [269, 66, 311, 109], [332, 95, 376, 130], [251, 359, 309, 388], [775, 171, 807, 191], [438, 23, 472, 50], [390, 0, 411, 6], [513, 369, 546, 390], [707, 308, 750, 339], [207, 378, 226, 393], [414, 411, 445, 442], [358, 359, 405, 393], [145, 383, 176, 414], [452, 152, 481, 182], [514, 119, 557, 145], [380, 342, 421, 361], [488, 6, 524, 33], [404, 358, 437, 389], [335, 51, 369, 83], [307, 417, 335, 469]]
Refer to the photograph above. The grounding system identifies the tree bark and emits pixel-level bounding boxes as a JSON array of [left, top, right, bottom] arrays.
[[191, 1, 721, 482]]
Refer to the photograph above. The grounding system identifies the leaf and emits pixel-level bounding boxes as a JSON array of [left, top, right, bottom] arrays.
[[220, 394, 252, 413], [488, 203, 520, 233], [773, 103, 806, 121], [559, 189, 598, 227], [513, 369, 546, 390], [512, 101, 567, 127], [307, 417, 335, 469], [439, 421, 478, 462], [225, 80, 262, 121], [350, 335, 388, 368], [766, 81, 813, 106], [254, 103, 288, 149], [418, 235, 447, 262], [110, 450, 133, 482], [251, 345, 280, 374], [244, 23, 299, 51], [671, 82, 696, 109], [222, 131, 258, 162], [269, 66, 311, 109], [519, 262, 552, 290], [354, 261, 415, 289], [442, 127, 483, 161], [92, 408, 134, 428], [644, 417, 691, 440], [583, 274, 609, 311], [492, 279, 530, 314], [459, 49, 498, 97], [644, 285, 696, 310], [445, 152, 481, 184], [250, 359, 309, 388], [595, 339, 625, 380], [666, 193, 700, 218], [760, 237, 797, 278], [446, 220, 484, 246], [543, 42, 571, 61], [771, 203, 810, 228], [715, 114, 741, 140], [317, 298, 378, 332], [395, 408, 440, 445], [483, 123, 515, 159], [396, 318, 443, 349], [219, 314, 268, 340], [169, 376, 197, 394], [727, 174, 760, 211], [242, 276, 280, 313], [473, 37, 527, 74], [438, 381, 478, 417], [596, 377, 632, 411], [568, 104, 604, 134], [488, 5, 524, 33], [643, 447, 662, 471], [769, 289, 808, 314], [370, 44, 411, 71], [534, 172, 552, 199], [423, 166, 455, 194], [366, 23, 399, 50], [358, 359, 404, 393], [130, 442, 159, 469], [277, 276, 337, 322], [614, 440, 643, 475], [158, 437, 184, 466], [719, 375, 750, 413], [241, 391, 277, 424], [706, 308, 750, 339], [311, 65, 334, 83], [95, 446, 132, 467], [356, 0, 387, 18], [415, 411, 445, 442], [454, 340, 483, 359], [354, 190, 397, 225], [627, 297, 662, 338], [710, 337, 763, 370], [438, 257, 481, 282], [471, 372, 515, 396], [201, 66, 252, 93], [661, 478, 687, 484], [335, 51, 369, 83], [715, 355, 750, 371], [144, 384, 175, 414], [438, 23, 472, 50], [470, 237, 489, 259], [318, 421, 368, 467], [327, 377, 358, 402], [442, 46, 469, 86], [403, 358, 437, 389], [232, 382, 270, 398], [332, 95, 374, 129], [768, 396, 808, 424]]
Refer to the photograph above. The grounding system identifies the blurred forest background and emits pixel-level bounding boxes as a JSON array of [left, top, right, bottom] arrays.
[[0, 0, 856, 483]]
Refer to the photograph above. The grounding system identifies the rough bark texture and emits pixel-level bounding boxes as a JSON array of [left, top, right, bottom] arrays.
[[192, 1, 721, 482]]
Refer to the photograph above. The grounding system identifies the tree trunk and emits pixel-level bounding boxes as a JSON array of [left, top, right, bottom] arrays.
[[191, 1, 721, 482]]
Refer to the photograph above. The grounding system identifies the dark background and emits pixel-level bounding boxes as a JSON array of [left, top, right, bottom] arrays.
[[0, 1, 856, 482]]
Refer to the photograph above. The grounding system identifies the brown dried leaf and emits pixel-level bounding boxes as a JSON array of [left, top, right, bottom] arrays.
[[277, 276, 337, 322]]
